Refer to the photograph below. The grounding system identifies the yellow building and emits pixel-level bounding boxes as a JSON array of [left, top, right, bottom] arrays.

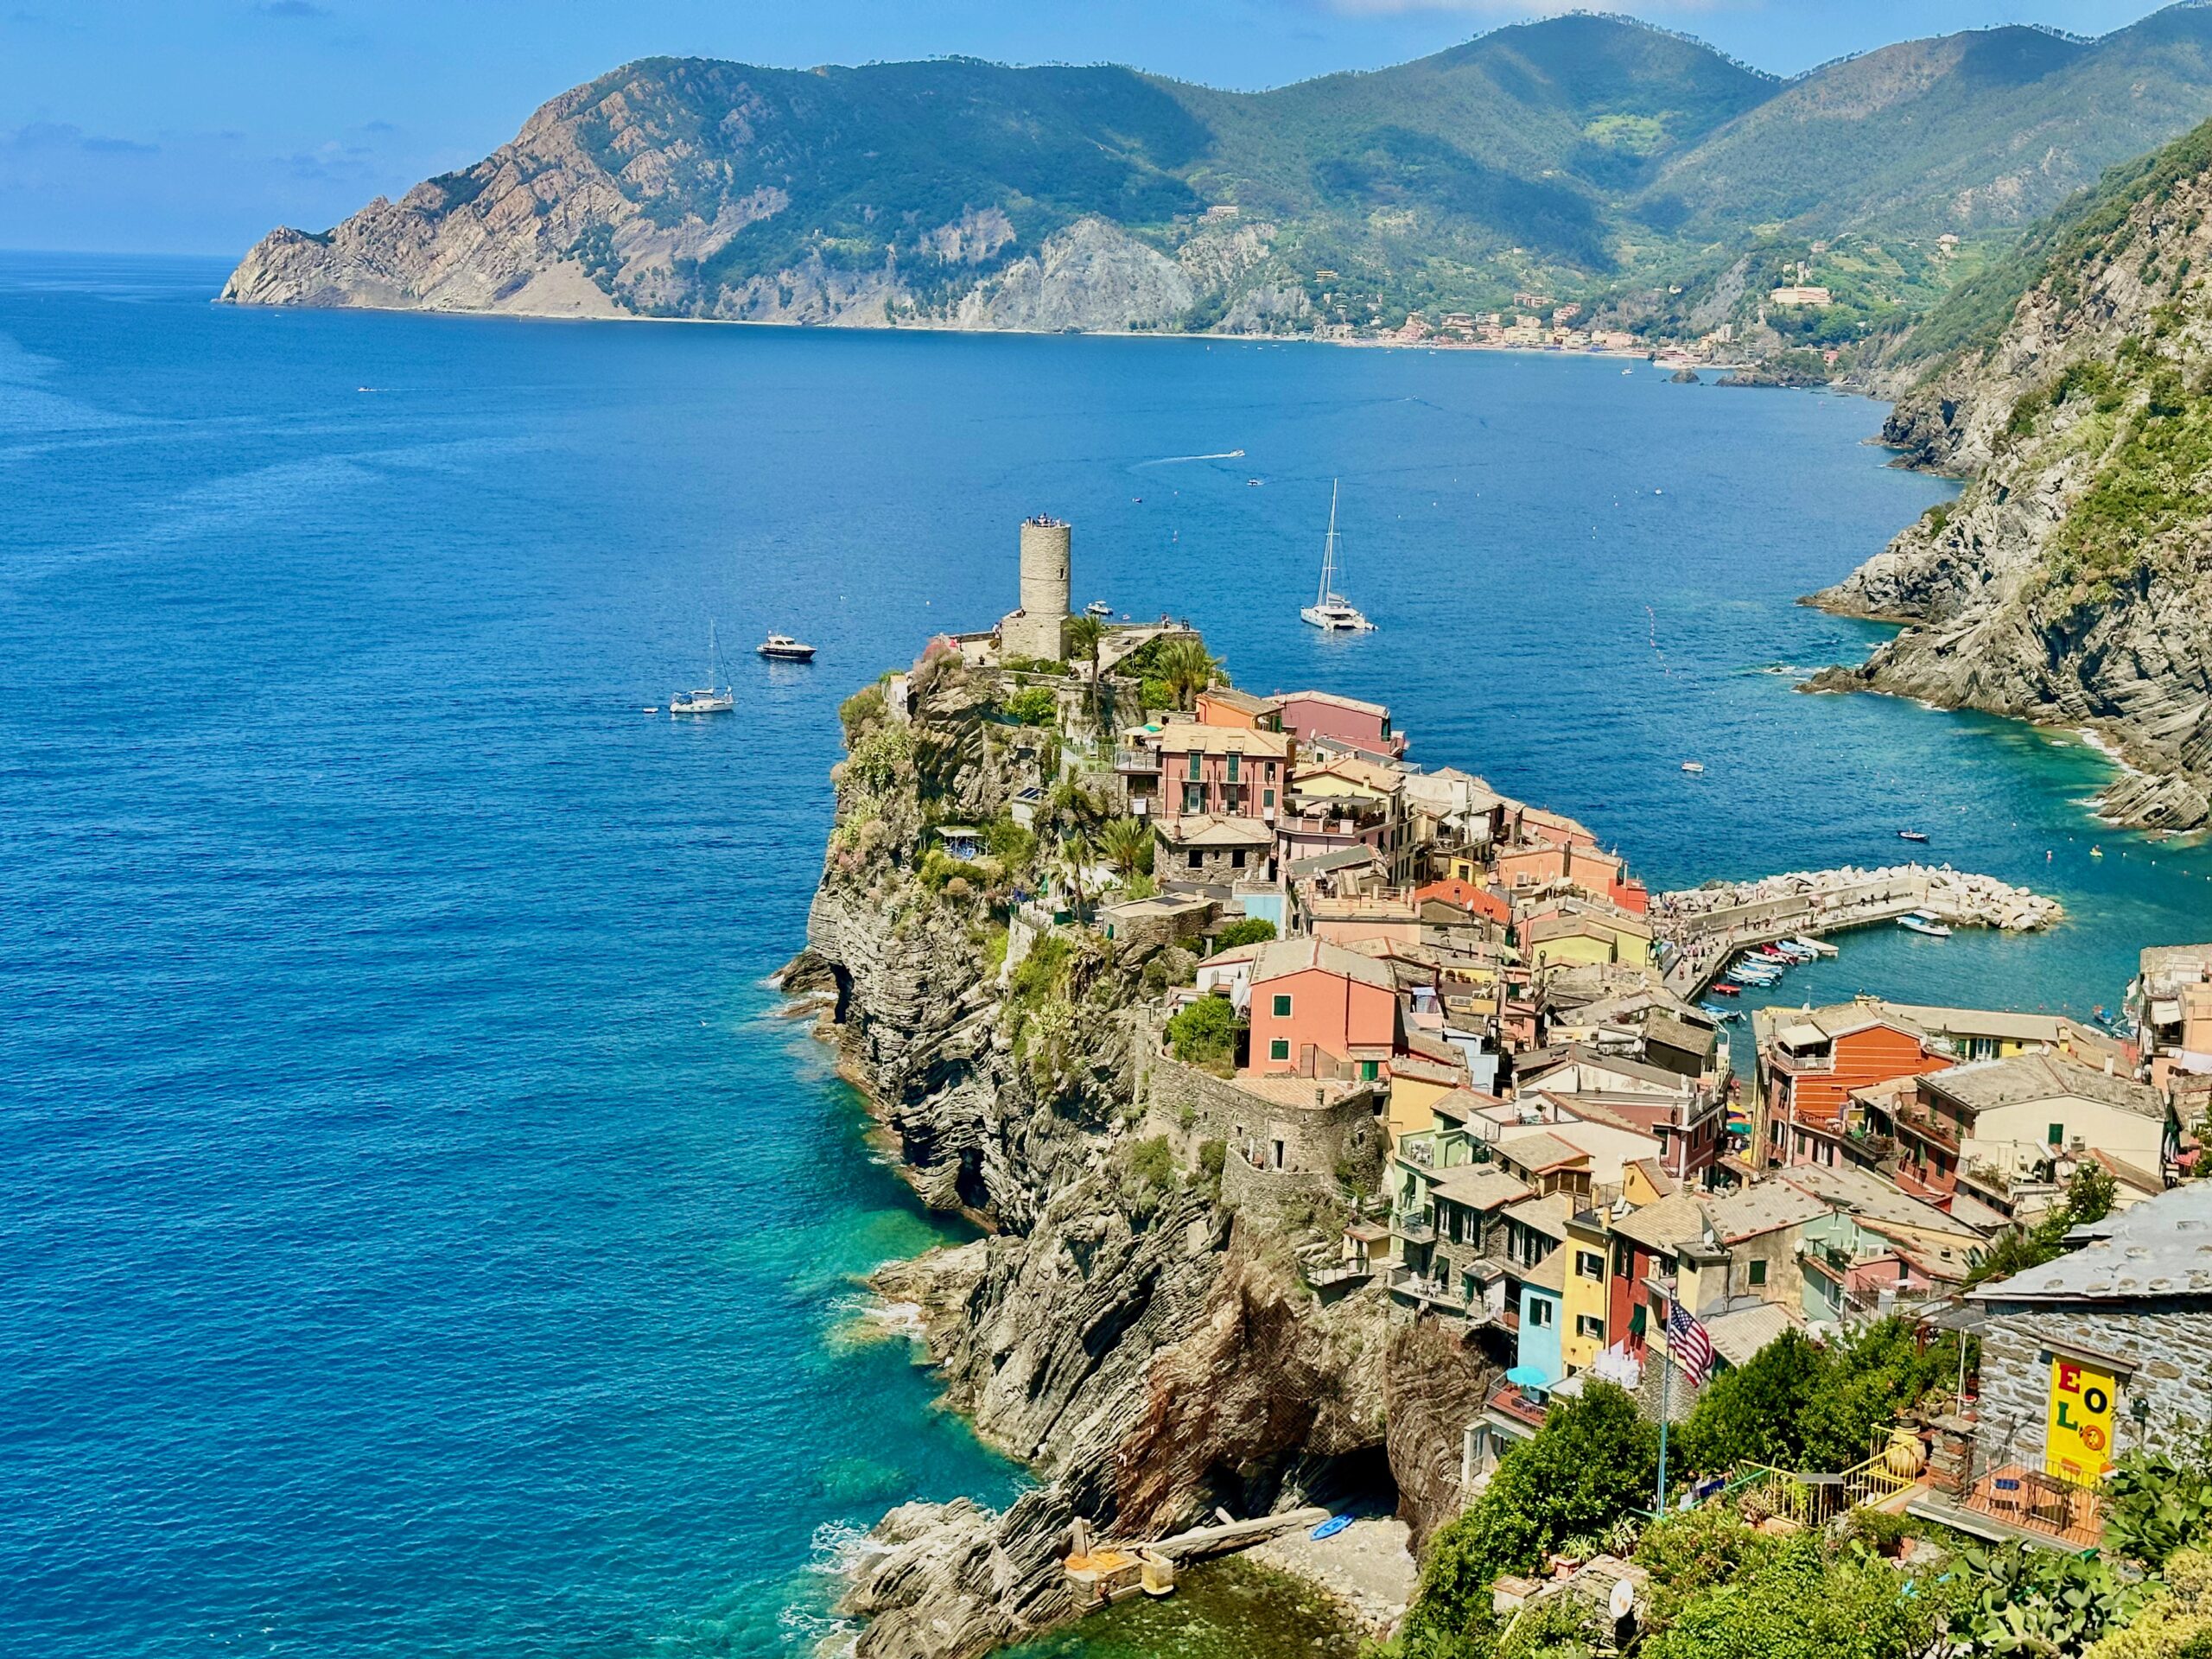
[[1521, 907, 1653, 971], [1561, 1210, 1611, 1372], [1386, 1059, 1465, 1150]]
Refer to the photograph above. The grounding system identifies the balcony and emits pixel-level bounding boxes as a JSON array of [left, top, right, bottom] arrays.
[[1387, 1268, 1471, 1317], [1114, 748, 1161, 775], [1395, 1211, 1436, 1245], [1960, 1465, 2104, 1549], [1488, 1384, 1549, 1430]]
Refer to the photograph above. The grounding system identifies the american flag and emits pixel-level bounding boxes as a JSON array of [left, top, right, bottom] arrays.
[[1665, 1306, 1715, 1387]]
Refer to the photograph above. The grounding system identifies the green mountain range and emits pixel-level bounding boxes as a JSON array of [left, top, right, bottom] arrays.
[[220, 7, 2212, 338]]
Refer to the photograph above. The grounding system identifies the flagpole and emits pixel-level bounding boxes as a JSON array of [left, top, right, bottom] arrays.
[[1656, 1337, 1673, 1515]]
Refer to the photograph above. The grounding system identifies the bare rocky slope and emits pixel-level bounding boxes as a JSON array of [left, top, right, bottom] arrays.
[[1809, 118, 2212, 832], [781, 659, 1482, 1659]]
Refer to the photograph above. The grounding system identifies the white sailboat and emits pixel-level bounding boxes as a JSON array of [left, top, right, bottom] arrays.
[[670, 620, 734, 714], [1300, 480, 1374, 632]]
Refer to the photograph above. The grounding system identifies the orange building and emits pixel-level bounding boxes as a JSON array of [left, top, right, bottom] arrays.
[[1192, 688, 1283, 732], [1247, 938, 1399, 1082], [1414, 877, 1511, 927], [1758, 1005, 1952, 1167]]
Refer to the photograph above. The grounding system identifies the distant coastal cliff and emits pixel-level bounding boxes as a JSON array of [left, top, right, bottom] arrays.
[[1808, 118, 2212, 832], [216, 14, 2212, 354]]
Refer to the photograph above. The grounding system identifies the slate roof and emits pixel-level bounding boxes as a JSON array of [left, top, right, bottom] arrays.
[[1610, 1192, 1711, 1252], [1969, 1181, 2212, 1303], [1428, 1166, 1533, 1211], [1702, 1182, 1829, 1244], [1495, 1132, 1589, 1176], [1704, 1301, 1804, 1367], [1249, 937, 1397, 992], [1923, 1051, 2164, 1121]]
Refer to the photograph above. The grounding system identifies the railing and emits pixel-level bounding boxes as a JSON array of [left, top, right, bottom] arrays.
[[1837, 1446, 1916, 1511], [1114, 748, 1160, 773], [1395, 1212, 1436, 1244], [1489, 1385, 1548, 1429], [1386, 1268, 1471, 1316], [1962, 1465, 2105, 1547]]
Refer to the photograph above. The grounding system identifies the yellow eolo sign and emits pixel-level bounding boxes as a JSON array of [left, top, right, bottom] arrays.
[[2046, 1356, 2120, 1487]]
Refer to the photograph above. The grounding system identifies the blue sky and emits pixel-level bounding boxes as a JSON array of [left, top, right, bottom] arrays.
[[0, 0, 2190, 255]]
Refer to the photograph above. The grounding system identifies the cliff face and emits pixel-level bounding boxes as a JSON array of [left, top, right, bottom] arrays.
[[1810, 120, 2212, 831], [794, 661, 1416, 1659], [218, 59, 1286, 334]]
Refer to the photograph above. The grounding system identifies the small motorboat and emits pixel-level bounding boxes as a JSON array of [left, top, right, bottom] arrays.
[[1898, 911, 1954, 938], [1247, 477, 1263, 487], [1681, 761, 1705, 774], [1897, 830, 1929, 843], [757, 633, 817, 662], [642, 706, 659, 715], [1084, 600, 1113, 619], [1711, 982, 1742, 996]]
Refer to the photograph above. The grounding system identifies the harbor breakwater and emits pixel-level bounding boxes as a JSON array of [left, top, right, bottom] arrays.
[[1655, 863, 2062, 997]]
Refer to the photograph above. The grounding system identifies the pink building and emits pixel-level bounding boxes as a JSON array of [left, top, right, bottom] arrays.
[[1153, 720, 1294, 825], [1271, 690, 1407, 760], [1247, 938, 1399, 1081]]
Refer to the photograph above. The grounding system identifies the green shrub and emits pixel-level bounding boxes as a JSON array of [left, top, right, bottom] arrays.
[[1214, 918, 1278, 950], [1645, 1533, 1953, 1659], [839, 683, 887, 745], [1403, 1382, 1658, 1654], [918, 848, 988, 894], [1003, 686, 1058, 727], [1123, 1135, 1176, 1194], [1001, 655, 1070, 677], [1165, 993, 1243, 1072], [2107, 1453, 2212, 1568], [984, 816, 1036, 875]]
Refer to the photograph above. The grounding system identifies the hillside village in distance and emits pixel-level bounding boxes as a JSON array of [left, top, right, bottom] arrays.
[[879, 513, 2212, 1576]]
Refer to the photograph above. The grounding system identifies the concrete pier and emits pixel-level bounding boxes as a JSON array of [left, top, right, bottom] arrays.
[[1651, 863, 2062, 998]]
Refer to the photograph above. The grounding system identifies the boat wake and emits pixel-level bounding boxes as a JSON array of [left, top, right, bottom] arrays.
[[1135, 448, 1246, 467]]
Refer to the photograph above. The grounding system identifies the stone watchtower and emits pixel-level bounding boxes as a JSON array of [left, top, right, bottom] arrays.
[[1000, 515, 1071, 662]]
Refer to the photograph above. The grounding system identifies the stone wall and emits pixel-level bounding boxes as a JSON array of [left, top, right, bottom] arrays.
[[1133, 1006, 1384, 1202], [1974, 1300, 2212, 1468]]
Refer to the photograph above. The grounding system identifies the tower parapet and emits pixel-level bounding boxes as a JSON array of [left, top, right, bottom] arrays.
[[1001, 515, 1072, 661]]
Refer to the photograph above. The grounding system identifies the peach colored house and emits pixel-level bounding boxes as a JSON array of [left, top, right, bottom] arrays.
[[1247, 938, 1399, 1082], [1193, 688, 1283, 732], [1154, 720, 1294, 826]]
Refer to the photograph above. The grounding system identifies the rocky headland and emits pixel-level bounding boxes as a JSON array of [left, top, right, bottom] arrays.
[[1805, 119, 2212, 832], [780, 656, 1479, 1659]]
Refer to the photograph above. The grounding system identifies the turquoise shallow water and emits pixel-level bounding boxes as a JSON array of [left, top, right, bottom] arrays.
[[3, 251, 2208, 1659]]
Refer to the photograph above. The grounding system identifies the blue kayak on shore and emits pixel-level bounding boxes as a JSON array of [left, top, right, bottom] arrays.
[[1312, 1516, 1354, 1541]]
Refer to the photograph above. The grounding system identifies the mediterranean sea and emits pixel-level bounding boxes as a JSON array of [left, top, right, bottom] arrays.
[[4, 251, 2206, 1659]]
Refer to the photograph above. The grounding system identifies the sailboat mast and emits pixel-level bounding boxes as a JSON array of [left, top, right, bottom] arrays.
[[1319, 479, 1339, 607]]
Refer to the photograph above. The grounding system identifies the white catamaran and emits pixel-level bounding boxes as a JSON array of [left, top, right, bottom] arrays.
[[670, 621, 734, 715], [1300, 480, 1375, 632]]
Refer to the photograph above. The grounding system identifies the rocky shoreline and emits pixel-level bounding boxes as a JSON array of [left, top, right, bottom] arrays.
[[1798, 123, 2212, 834]]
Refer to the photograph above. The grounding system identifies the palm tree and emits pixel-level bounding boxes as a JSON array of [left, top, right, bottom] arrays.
[[1154, 636, 1220, 710], [1098, 816, 1154, 880], [1062, 613, 1106, 736]]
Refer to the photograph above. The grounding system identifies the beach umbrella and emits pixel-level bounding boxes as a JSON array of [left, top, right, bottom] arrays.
[[1505, 1365, 1550, 1389]]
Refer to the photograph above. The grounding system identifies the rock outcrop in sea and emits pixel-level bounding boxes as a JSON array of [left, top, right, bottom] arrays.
[[780, 659, 1472, 1659], [1806, 119, 2212, 831]]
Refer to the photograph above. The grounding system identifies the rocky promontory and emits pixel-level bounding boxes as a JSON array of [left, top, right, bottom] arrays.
[[787, 654, 1478, 1659], [1806, 119, 2212, 831]]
